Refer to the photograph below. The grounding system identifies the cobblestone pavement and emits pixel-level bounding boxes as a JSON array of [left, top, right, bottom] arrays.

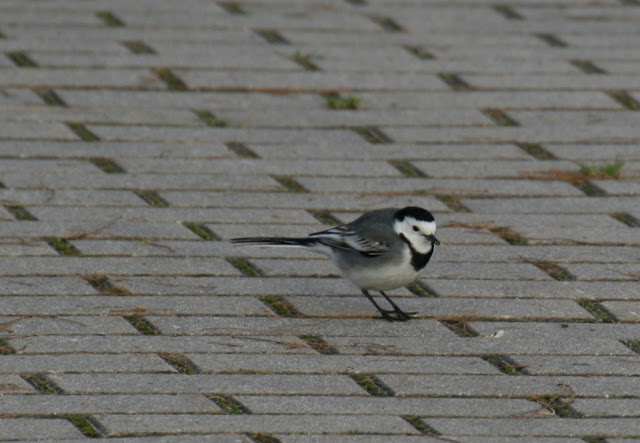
[[0, 0, 639, 441]]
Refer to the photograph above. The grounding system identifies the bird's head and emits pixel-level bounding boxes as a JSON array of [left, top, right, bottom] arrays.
[[393, 206, 440, 253]]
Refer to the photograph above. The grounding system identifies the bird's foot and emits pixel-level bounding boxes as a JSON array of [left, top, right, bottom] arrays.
[[376, 307, 417, 322]]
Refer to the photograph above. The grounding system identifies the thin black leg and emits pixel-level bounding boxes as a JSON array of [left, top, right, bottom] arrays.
[[379, 291, 417, 320], [361, 290, 395, 321], [361, 290, 413, 322]]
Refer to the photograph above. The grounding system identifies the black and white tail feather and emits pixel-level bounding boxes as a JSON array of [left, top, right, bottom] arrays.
[[232, 225, 388, 256]]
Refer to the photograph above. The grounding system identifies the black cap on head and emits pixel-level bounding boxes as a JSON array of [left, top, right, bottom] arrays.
[[394, 206, 435, 222]]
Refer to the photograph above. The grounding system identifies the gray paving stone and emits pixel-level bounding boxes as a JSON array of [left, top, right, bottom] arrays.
[[238, 395, 536, 417], [323, 58, 579, 75], [379, 374, 640, 397], [0, 88, 44, 105], [527, 144, 640, 162], [32, 207, 313, 224], [0, 68, 165, 88], [451, 439, 581, 443], [0, 277, 97, 295], [89, 125, 368, 145], [426, 418, 640, 437], [3, 25, 262, 45], [0, 188, 147, 206], [462, 197, 640, 214], [0, 241, 59, 256], [0, 220, 201, 240], [0, 418, 83, 440], [601, 301, 640, 322], [469, 321, 640, 342], [147, 316, 455, 338], [592, 62, 640, 76], [592, 179, 640, 195], [0, 257, 240, 277], [296, 177, 583, 197], [564, 263, 640, 281], [0, 108, 203, 126], [8, 334, 313, 355], [0, 354, 173, 373], [232, 105, 492, 128], [189, 354, 500, 375], [58, 90, 325, 110], [218, 109, 491, 127], [49, 373, 366, 395], [118, 158, 401, 177], [116, 275, 367, 296], [354, 91, 618, 110], [514, 356, 640, 376], [0, 315, 136, 335], [467, 74, 640, 91], [0, 375, 38, 394], [0, 394, 221, 415], [573, 398, 640, 417], [290, 296, 592, 321], [510, 226, 640, 246], [0, 37, 129, 53], [160, 191, 448, 212], [31, 50, 300, 70], [0, 159, 101, 175], [0, 295, 268, 316], [95, 413, 418, 437], [437, 212, 627, 230], [95, 435, 254, 443], [385, 125, 640, 144], [6, 171, 280, 192], [0, 206, 14, 221], [435, 46, 640, 63], [282, 28, 539, 47], [0, 121, 76, 140], [520, 6, 640, 22], [0, 140, 233, 159], [5, 0, 225, 13], [73, 239, 318, 257], [428, 280, 640, 300], [251, 143, 532, 161], [510, 110, 640, 128], [118, 8, 379, 31], [177, 70, 449, 92], [0, 9, 100, 25], [411, 160, 579, 178], [328, 334, 633, 357], [276, 436, 440, 443]]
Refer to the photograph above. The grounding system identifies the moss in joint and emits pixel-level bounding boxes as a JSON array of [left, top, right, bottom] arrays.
[[208, 394, 250, 414], [158, 352, 200, 374], [67, 415, 101, 437]]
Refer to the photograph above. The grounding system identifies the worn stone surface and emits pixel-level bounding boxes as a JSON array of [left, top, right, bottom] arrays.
[[0, 0, 638, 440]]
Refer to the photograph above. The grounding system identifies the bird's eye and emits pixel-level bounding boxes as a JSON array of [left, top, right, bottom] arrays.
[[412, 226, 419, 232]]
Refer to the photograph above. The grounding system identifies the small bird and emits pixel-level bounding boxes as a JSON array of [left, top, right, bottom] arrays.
[[231, 206, 440, 322]]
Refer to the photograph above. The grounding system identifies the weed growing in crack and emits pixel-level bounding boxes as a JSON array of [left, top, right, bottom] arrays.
[[325, 94, 360, 110], [579, 159, 624, 178]]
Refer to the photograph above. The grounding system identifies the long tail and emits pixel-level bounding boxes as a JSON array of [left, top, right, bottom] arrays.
[[230, 236, 314, 247]]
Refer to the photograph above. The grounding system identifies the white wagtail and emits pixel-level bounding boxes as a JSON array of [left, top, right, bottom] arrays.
[[231, 206, 440, 322]]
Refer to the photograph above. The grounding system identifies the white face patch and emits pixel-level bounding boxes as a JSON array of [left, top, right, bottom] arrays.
[[393, 216, 436, 254]]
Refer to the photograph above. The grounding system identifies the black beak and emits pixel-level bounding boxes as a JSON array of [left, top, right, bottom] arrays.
[[427, 234, 440, 245]]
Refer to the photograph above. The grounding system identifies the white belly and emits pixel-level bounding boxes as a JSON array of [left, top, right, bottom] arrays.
[[335, 247, 421, 291]]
